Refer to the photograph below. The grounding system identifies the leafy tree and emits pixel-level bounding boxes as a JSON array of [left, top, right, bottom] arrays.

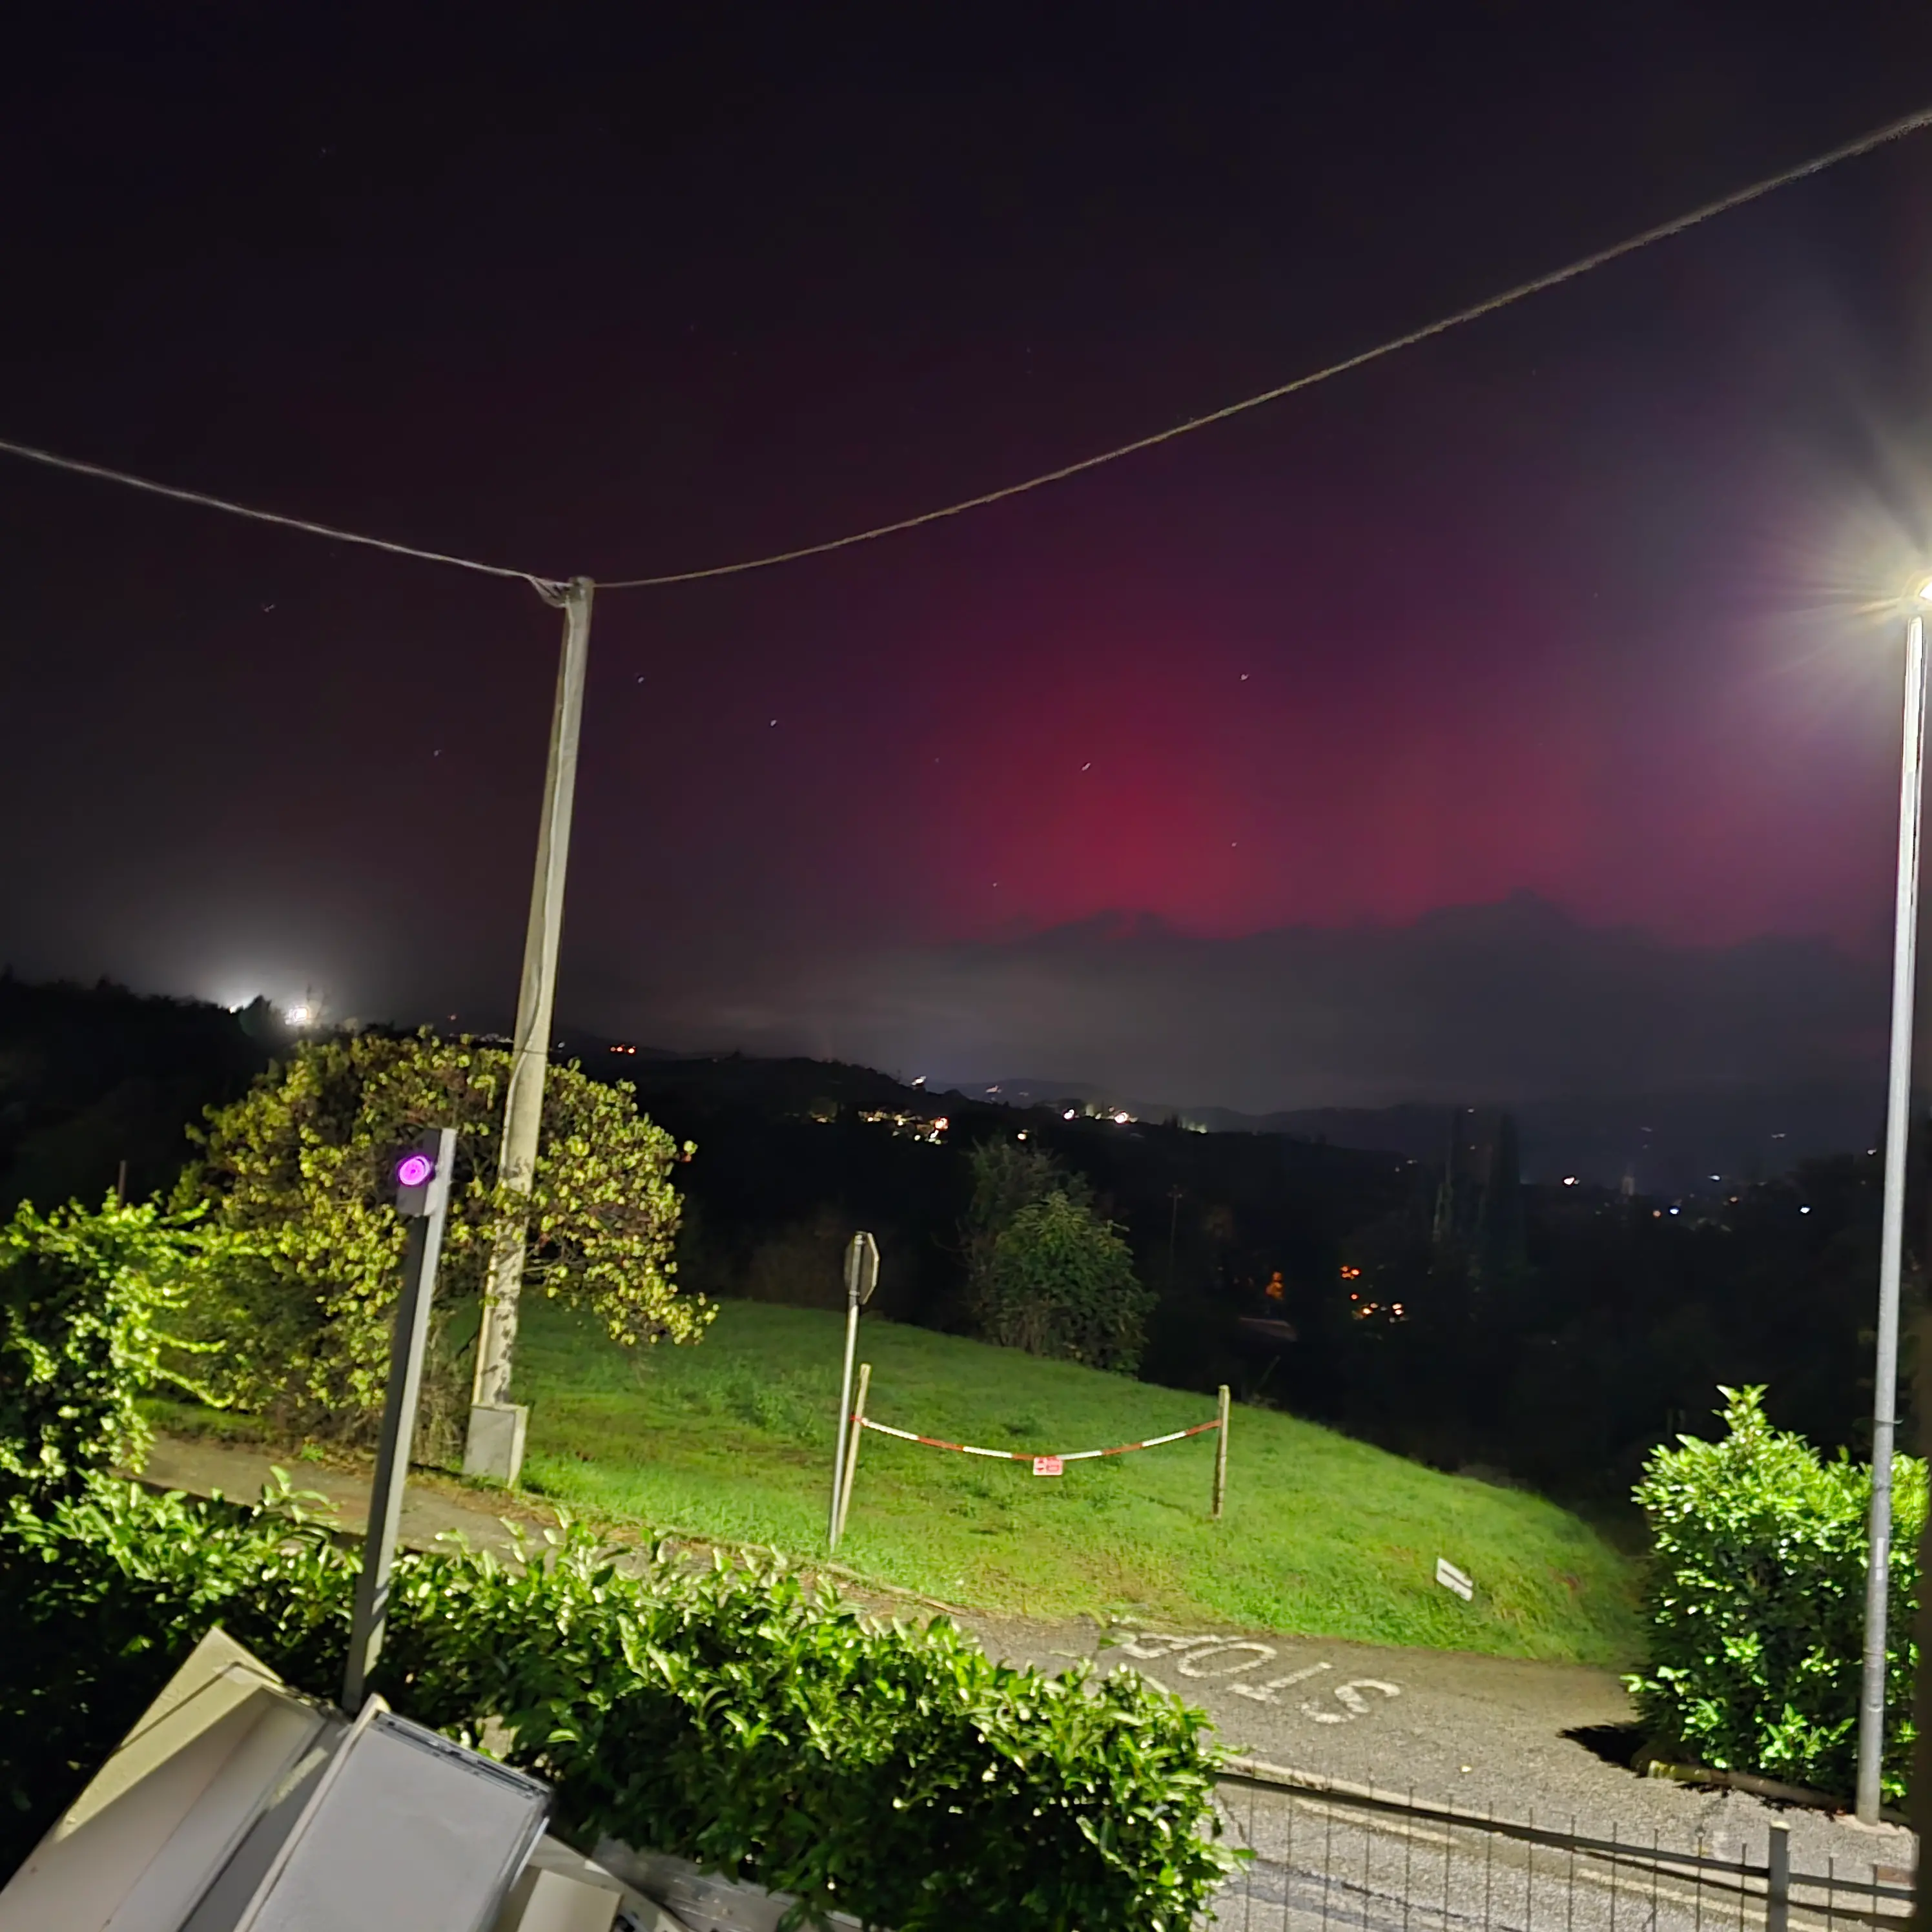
[[961, 1136, 1092, 1324], [173, 1032, 706, 1445], [0, 1196, 214, 1498], [980, 1189, 1153, 1372]]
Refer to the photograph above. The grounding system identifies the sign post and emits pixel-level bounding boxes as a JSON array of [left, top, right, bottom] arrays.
[[344, 1125, 457, 1711], [828, 1232, 879, 1552]]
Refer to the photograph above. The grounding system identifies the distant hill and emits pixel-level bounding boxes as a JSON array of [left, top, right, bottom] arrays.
[[0, 976, 280, 1212], [955, 1077, 1878, 1194]]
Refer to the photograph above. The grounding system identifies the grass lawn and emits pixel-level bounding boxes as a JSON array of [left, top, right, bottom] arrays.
[[510, 1297, 1640, 1665]]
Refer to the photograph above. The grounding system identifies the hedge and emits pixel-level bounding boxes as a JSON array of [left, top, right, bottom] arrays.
[[1627, 1386, 1922, 1804], [0, 1474, 1238, 1928]]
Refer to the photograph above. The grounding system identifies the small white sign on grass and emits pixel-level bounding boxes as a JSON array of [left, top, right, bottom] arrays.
[[1435, 1557, 1474, 1601]]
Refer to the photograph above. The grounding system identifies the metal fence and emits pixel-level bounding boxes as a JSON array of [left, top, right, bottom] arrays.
[[1210, 1762, 1915, 1932]]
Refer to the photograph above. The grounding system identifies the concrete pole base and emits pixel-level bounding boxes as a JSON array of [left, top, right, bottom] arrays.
[[462, 1401, 529, 1485]]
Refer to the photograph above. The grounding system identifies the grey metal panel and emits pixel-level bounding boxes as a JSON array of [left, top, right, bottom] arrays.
[[232, 1709, 549, 1932]]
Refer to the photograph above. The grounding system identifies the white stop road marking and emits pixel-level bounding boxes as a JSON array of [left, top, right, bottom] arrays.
[[1113, 1633, 1403, 1723]]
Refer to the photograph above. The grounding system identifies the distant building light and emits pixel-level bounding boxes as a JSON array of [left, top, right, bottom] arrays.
[[1111, 1110, 1132, 1125], [1016, 1130, 1028, 1140], [932, 1117, 949, 1132], [1800, 1205, 1811, 1215], [1563, 1176, 1577, 1187], [1064, 1108, 1077, 1120], [912, 1075, 926, 1087], [1669, 1207, 1681, 1215]]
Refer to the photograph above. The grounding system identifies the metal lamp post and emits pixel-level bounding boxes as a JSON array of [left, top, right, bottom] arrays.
[[1855, 582, 1931, 1824]]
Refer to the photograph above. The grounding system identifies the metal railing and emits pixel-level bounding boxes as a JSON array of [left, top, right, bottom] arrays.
[[1210, 1762, 1915, 1932]]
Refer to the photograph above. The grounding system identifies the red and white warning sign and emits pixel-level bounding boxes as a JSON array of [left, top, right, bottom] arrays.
[[1032, 1455, 1064, 1477]]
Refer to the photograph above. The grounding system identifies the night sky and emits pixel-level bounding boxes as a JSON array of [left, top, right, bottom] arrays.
[[6, 6, 1932, 1115]]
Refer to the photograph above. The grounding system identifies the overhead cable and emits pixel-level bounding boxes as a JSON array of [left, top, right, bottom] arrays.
[[1, 99, 1929, 597], [0, 434, 564, 594], [597, 98, 1932, 589]]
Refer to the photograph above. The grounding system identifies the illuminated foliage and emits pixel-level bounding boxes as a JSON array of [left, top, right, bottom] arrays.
[[173, 1033, 706, 1444], [0, 1197, 216, 1498], [1629, 1386, 1921, 1802]]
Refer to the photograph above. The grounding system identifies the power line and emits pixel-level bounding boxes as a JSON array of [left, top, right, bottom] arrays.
[[0, 433, 564, 594], [599, 98, 1932, 590], [1, 98, 1929, 597]]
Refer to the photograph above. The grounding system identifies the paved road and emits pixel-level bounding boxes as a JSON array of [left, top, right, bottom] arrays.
[[138, 1435, 1917, 1902]]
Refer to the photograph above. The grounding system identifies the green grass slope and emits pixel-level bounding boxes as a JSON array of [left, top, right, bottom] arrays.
[[512, 1299, 1638, 1665]]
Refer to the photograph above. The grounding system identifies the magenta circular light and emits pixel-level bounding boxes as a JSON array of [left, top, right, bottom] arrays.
[[395, 1153, 435, 1189]]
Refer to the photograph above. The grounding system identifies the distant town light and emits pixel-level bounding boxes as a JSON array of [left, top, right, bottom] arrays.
[[1562, 1176, 1577, 1187], [1111, 1110, 1132, 1125], [932, 1117, 949, 1132], [1063, 1108, 1076, 1120]]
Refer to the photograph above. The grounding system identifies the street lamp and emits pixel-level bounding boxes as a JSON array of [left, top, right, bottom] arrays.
[[1855, 577, 1932, 1823]]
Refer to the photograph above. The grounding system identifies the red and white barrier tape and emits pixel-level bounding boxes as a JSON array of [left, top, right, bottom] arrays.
[[857, 1415, 1220, 1461]]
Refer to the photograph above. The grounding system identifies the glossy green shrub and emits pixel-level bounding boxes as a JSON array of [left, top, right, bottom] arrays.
[[0, 1198, 212, 1500], [1, 1477, 1236, 1927], [1627, 1386, 1922, 1803]]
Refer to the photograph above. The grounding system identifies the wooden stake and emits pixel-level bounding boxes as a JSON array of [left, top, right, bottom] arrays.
[[1212, 1383, 1230, 1519], [834, 1361, 871, 1552]]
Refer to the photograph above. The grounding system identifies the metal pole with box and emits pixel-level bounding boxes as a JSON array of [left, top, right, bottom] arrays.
[[343, 1125, 457, 1712]]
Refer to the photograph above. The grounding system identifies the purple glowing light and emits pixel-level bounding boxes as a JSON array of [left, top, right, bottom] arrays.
[[395, 1153, 435, 1189]]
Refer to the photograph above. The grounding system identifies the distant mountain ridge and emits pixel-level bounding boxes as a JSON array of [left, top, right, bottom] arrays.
[[540, 1031, 1883, 1196], [952, 1077, 1880, 1194]]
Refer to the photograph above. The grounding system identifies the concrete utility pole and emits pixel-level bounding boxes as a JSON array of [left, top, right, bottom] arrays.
[[464, 576, 593, 1485]]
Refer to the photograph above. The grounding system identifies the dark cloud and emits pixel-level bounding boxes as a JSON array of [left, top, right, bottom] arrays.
[[637, 894, 1888, 1115]]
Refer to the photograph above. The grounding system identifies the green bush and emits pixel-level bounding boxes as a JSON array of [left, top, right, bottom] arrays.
[[1, 1475, 1237, 1927], [980, 1190, 1155, 1373], [0, 1197, 212, 1500], [1627, 1386, 1922, 1802]]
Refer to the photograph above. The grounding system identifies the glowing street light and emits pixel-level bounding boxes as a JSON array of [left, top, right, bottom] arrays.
[[1855, 577, 1932, 1822]]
